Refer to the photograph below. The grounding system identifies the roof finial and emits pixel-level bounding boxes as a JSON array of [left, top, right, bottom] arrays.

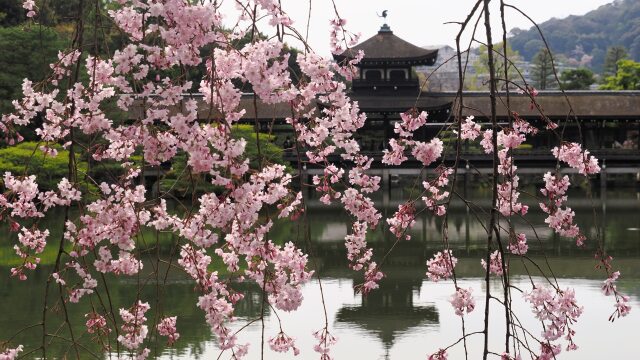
[[377, 10, 392, 33]]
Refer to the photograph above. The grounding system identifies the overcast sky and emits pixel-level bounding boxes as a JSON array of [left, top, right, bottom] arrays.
[[221, 0, 617, 56]]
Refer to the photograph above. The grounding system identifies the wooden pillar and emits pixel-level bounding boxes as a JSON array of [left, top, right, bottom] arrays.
[[302, 166, 311, 198], [422, 210, 427, 243], [383, 114, 390, 151], [382, 168, 390, 210], [600, 159, 607, 198], [464, 162, 471, 252], [464, 160, 470, 199], [601, 160, 607, 247]]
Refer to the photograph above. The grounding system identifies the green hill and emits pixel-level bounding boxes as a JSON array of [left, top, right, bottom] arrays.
[[508, 0, 640, 72]]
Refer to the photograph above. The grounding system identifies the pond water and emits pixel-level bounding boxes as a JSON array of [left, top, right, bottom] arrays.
[[1, 186, 639, 359]]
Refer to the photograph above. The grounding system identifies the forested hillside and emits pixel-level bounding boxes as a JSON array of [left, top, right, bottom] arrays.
[[508, 0, 640, 71]]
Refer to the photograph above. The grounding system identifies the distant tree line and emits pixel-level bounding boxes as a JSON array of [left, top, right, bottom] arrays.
[[529, 45, 639, 90], [508, 0, 640, 71]]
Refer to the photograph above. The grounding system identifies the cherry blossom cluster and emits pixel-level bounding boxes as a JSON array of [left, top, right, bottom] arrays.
[[329, 17, 361, 56], [11, 227, 48, 280], [422, 167, 453, 216], [382, 110, 443, 168], [341, 188, 382, 227], [2, 173, 42, 219], [500, 353, 522, 360], [118, 301, 150, 355], [524, 285, 583, 355], [552, 143, 600, 176], [387, 203, 416, 240], [426, 250, 457, 282], [465, 116, 533, 217], [64, 182, 147, 283], [85, 312, 110, 336], [313, 327, 338, 360], [50, 50, 82, 86], [157, 316, 180, 346], [449, 287, 475, 316], [67, 261, 98, 303], [22, 0, 35, 18], [362, 262, 385, 294], [428, 349, 448, 360], [313, 165, 344, 205], [0, 345, 23, 360], [481, 250, 505, 276], [602, 271, 631, 320], [289, 41, 385, 291], [344, 221, 382, 293], [460, 115, 481, 140], [269, 331, 300, 355], [1, 174, 82, 279], [537, 343, 562, 360], [495, 149, 528, 217], [344, 222, 373, 271], [508, 233, 529, 255], [477, 117, 537, 217], [7, 1, 332, 355], [539, 172, 584, 244]]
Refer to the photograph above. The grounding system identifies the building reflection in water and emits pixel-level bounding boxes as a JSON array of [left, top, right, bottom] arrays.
[[336, 274, 438, 359]]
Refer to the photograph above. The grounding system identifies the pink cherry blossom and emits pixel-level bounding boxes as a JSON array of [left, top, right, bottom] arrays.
[[509, 233, 529, 255], [0, 345, 23, 360], [525, 285, 582, 352], [269, 331, 299, 355], [481, 250, 505, 276], [412, 138, 443, 167], [118, 301, 150, 350], [460, 115, 481, 140], [539, 172, 583, 242], [449, 287, 476, 316], [387, 203, 416, 240], [382, 138, 407, 165], [426, 250, 457, 282], [157, 317, 180, 346], [480, 129, 494, 154], [422, 167, 452, 216], [500, 353, 522, 360], [85, 312, 110, 335], [313, 327, 337, 360], [428, 349, 448, 360], [552, 143, 600, 175], [22, 0, 35, 17]]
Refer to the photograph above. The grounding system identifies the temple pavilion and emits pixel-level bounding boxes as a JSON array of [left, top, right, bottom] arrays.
[[332, 23, 453, 153]]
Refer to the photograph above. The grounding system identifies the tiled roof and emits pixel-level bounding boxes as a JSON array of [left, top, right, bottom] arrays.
[[334, 26, 438, 66]]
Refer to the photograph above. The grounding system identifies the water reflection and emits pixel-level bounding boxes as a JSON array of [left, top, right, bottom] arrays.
[[0, 187, 639, 359], [336, 277, 438, 359]]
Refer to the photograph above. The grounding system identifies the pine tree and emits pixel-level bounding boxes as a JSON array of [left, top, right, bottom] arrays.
[[560, 69, 595, 90], [603, 46, 629, 77], [531, 48, 554, 90]]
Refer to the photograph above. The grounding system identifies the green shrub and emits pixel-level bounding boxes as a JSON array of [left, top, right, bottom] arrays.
[[0, 142, 96, 194]]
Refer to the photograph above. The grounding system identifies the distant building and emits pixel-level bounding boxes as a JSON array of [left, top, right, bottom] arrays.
[[414, 45, 467, 91]]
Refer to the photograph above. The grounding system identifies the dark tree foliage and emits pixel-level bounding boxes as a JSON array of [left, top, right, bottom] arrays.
[[531, 48, 554, 90], [0, 26, 65, 113], [0, 0, 83, 26], [603, 45, 629, 77], [560, 68, 595, 90], [0, 0, 25, 26], [509, 0, 640, 71]]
